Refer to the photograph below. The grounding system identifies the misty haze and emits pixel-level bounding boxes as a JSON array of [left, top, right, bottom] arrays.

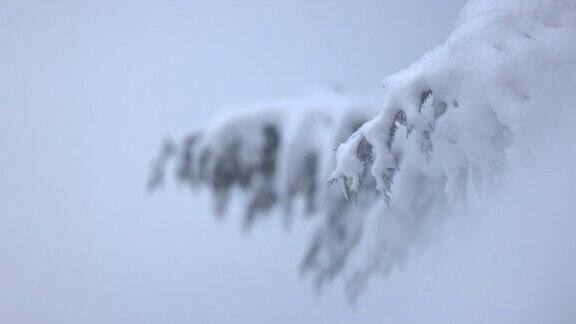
[[2, 1, 576, 323]]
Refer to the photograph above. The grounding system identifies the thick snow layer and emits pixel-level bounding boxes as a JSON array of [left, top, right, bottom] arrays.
[[331, 0, 576, 201]]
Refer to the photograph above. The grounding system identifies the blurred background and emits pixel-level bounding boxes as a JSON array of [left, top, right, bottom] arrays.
[[8, 1, 574, 323]]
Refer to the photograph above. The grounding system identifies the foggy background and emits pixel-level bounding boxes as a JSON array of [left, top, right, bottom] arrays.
[[3, 1, 575, 323]]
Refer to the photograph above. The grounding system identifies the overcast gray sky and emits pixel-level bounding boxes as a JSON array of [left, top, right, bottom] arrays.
[[9, 1, 575, 323]]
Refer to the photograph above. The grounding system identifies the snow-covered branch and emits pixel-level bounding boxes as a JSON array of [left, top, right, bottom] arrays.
[[150, 0, 576, 302], [330, 0, 576, 299], [150, 88, 386, 292]]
